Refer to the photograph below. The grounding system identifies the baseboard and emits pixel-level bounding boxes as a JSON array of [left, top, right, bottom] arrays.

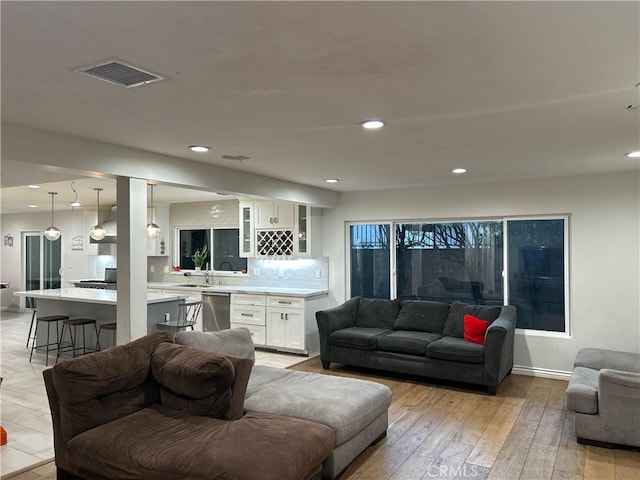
[[512, 365, 572, 380]]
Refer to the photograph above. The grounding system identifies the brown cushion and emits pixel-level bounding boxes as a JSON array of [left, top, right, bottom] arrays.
[[67, 406, 334, 480], [151, 343, 235, 420], [51, 331, 174, 442]]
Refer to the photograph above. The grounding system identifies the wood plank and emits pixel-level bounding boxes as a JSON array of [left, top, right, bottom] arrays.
[[613, 449, 640, 480], [467, 398, 524, 468], [584, 447, 616, 480]]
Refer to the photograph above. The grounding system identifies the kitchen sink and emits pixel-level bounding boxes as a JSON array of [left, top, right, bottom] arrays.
[[170, 283, 205, 288]]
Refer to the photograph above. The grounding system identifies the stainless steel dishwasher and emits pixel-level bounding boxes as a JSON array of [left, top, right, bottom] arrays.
[[202, 292, 231, 332]]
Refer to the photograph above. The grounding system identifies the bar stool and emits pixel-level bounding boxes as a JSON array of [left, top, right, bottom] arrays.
[[57, 318, 99, 361], [25, 308, 37, 349], [29, 314, 69, 366], [156, 301, 203, 333], [97, 322, 117, 351]]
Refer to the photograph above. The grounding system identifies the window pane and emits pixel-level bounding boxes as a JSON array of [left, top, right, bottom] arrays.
[[508, 219, 565, 332], [212, 229, 247, 272], [350, 224, 391, 298], [179, 229, 209, 270], [396, 222, 503, 305]]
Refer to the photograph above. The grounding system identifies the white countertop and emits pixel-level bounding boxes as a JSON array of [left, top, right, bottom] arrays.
[[14, 288, 186, 306], [147, 282, 328, 298]]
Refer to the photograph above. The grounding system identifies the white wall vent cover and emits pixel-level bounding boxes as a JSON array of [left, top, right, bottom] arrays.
[[75, 59, 165, 88]]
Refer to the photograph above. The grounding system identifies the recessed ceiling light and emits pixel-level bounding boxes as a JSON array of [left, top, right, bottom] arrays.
[[325, 178, 339, 183], [360, 120, 385, 129], [452, 168, 467, 174], [28, 204, 38, 208], [70, 201, 81, 207], [27, 184, 40, 189], [189, 145, 210, 153], [625, 151, 640, 158]]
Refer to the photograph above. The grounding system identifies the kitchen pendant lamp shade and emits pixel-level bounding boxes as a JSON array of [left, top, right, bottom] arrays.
[[44, 192, 61, 241], [90, 187, 106, 241], [146, 223, 160, 239], [146, 184, 160, 239]]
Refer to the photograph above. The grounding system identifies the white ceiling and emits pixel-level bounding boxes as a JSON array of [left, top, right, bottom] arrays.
[[1, 1, 639, 213]]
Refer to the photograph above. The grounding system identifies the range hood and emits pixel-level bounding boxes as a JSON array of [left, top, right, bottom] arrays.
[[90, 206, 117, 244]]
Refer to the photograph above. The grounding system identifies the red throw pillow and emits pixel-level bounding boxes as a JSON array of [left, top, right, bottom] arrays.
[[463, 314, 490, 345]]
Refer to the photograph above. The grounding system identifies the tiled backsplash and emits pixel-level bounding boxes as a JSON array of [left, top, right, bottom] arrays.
[[150, 256, 329, 290]]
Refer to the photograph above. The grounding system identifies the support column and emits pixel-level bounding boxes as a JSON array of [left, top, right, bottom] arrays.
[[116, 176, 148, 344]]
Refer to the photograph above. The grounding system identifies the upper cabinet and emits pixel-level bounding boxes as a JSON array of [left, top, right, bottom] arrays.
[[146, 205, 169, 256], [239, 201, 321, 258], [254, 201, 295, 229]]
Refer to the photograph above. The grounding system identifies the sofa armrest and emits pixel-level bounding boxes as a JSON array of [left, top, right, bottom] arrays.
[[597, 369, 640, 446], [483, 305, 516, 388], [316, 297, 359, 365]]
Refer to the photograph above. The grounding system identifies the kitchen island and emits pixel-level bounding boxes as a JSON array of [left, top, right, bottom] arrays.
[[14, 288, 186, 350]]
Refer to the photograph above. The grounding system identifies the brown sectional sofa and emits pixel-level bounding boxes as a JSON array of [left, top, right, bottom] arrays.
[[43, 331, 334, 480], [317, 297, 516, 394]]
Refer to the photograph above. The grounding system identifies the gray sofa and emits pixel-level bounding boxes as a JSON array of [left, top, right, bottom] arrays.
[[316, 297, 516, 394], [565, 348, 640, 448], [175, 328, 392, 479]]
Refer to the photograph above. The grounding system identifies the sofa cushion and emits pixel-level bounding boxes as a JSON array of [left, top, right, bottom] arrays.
[[463, 315, 490, 345], [376, 330, 442, 356], [574, 348, 640, 374], [442, 302, 501, 338], [394, 300, 449, 333], [329, 327, 392, 350], [175, 327, 256, 365], [245, 366, 392, 446], [51, 330, 174, 442], [66, 405, 334, 480], [565, 366, 599, 414], [426, 336, 485, 364], [151, 342, 235, 420], [355, 298, 400, 329]]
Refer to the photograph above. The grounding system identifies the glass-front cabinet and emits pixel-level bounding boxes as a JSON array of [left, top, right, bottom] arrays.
[[239, 200, 319, 258], [239, 202, 254, 257], [295, 204, 309, 256]]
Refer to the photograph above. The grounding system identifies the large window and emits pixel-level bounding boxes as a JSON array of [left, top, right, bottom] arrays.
[[396, 221, 503, 305], [350, 224, 391, 299], [507, 219, 566, 332], [348, 217, 568, 333], [177, 228, 247, 273]]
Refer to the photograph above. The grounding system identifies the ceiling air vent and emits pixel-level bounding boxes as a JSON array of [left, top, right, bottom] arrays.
[[75, 59, 164, 88]]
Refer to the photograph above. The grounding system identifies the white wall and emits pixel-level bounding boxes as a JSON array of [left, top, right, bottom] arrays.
[[0, 209, 113, 310], [322, 171, 640, 373]]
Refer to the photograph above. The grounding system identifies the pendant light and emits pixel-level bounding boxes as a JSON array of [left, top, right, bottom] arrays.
[[89, 187, 106, 241], [69, 181, 81, 208], [44, 192, 61, 241], [146, 183, 160, 239]]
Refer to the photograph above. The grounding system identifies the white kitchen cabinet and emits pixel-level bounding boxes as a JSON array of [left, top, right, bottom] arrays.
[[254, 201, 295, 229], [266, 301, 305, 351], [238, 202, 254, 258], [293, 205, 322, 258], [230, 293, 266, 345], [147, 205, 169, 256], [265, 294, 326, 355]]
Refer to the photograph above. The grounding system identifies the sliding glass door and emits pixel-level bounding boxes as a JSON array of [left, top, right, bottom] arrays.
[[23, 232, 62, 308]]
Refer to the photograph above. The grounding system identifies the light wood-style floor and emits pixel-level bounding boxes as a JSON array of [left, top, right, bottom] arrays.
[[7, 356, 639, 480], [290, 358, 640, 480]]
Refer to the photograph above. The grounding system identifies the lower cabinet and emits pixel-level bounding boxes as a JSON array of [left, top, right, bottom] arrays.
[[230, 293, 266, 346], [230, 292, 326, 355], [266, 301, 305, 351]]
